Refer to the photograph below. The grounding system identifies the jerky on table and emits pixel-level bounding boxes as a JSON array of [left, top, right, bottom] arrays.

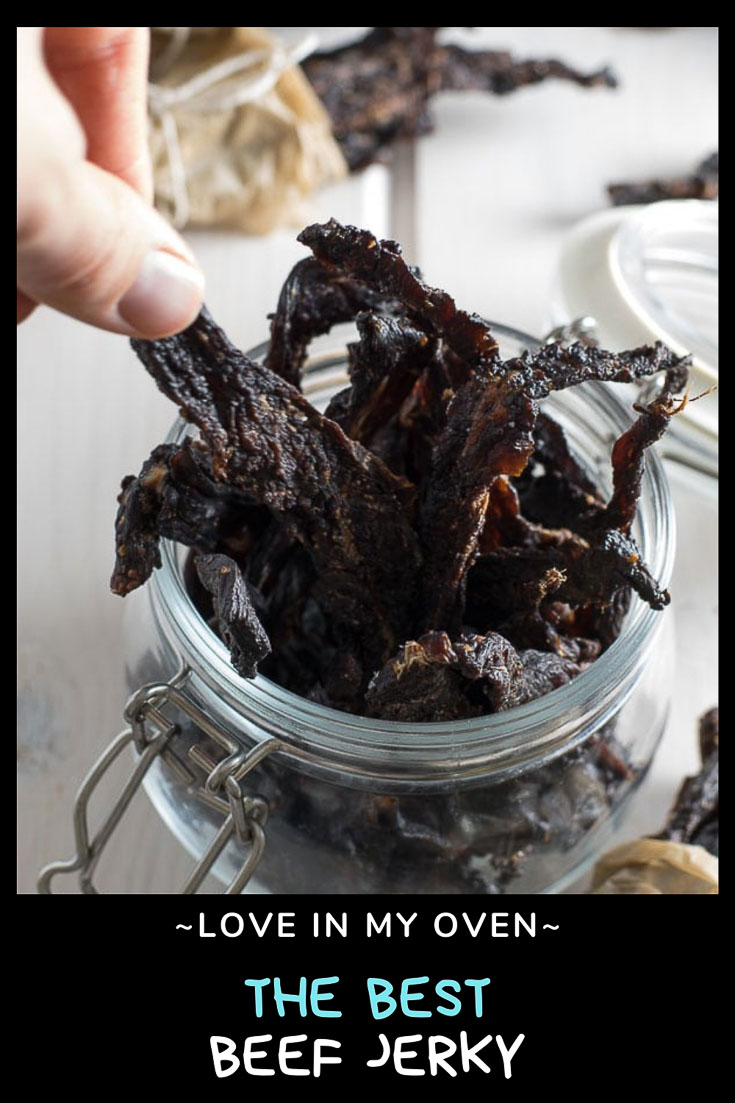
[[130, 309, 422, 669], [303, 27, 616, 172], [439, 43, 616, 95], [657, 707, 719, 856], [194, 553, 271, 679], [608, 152, 718, 206]]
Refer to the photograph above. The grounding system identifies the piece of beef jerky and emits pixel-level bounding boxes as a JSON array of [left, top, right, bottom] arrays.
[[366, 630, 526, 721], [130, 308, 422, 669], [499, 609, 600, 664], [194, 553, 270, 679], [325, 311, 436, 443], [500, 339, 690, 399], [699, 705, 719, 760], [419, 373, 537, 632], [303, 28, 615, 172], [265, 257, 403, 388], [595, 363, 690, 535], [533, 413, 600, 495], [608, 152, 718, 206], [392, 347, 469, 481], [439, 42, 617, 95], [657, 707, 719, 856], [416, 340, 685, 631], [517, 649, 585, 704], [366, 631, 480, 722], [470, 520, 668, 643], [466, 549, 568, 628], [478, 474, 580, 554], [298, 220, 500, 368], [453, 631, 526, 712], [111, 439, 260, 597]]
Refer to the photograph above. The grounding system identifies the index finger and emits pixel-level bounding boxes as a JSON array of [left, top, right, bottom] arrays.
[[43, 27, 152, 200]]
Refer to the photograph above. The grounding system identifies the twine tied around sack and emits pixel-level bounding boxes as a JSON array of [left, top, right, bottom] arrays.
[[148, 28, 319, 229]]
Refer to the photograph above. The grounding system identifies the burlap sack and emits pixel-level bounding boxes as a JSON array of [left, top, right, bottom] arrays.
[[149, 27, 347, 234]]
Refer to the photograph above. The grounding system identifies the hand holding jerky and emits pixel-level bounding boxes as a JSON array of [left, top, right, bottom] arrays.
[[114, 219, 690, 724]]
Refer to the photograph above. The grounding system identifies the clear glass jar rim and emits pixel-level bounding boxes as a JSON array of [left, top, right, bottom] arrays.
[[148, 321, 675, 776]]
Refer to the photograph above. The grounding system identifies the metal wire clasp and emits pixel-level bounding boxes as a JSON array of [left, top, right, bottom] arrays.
[[37, 667, 282, 894]]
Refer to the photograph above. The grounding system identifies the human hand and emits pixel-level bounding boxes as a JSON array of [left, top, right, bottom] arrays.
[[17, 27, 204, 338]]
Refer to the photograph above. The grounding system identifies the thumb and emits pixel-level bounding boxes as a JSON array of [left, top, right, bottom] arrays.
[[17, 155, 204, 338]]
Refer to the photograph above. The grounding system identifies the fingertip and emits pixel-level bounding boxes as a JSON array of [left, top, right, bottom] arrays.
[[116, 250, 205, 338]]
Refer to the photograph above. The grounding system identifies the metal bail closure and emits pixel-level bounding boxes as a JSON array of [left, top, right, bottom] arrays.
[[37, 666, 283, 895]]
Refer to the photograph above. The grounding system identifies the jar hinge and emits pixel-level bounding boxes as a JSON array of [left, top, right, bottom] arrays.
[[37, 665, 283, 895]]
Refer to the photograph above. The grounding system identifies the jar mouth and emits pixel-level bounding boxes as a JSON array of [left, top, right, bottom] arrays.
[[149, 321, 676, 777]]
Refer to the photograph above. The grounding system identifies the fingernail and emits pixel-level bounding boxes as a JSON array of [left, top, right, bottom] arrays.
[[118, 250, 205, 337]]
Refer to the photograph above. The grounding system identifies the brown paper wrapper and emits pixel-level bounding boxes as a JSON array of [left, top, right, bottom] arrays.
[[149, 27, 347, 234], [590, 839, 718, 894]]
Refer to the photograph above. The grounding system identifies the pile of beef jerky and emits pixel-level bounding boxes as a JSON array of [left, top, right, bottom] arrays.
[[302, 27, 616, 171], [608, 152, 718, 206], [112, 219, 689, 727]]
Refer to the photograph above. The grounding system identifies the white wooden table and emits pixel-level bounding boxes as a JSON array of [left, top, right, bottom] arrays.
[[18, 26, 718, 893]]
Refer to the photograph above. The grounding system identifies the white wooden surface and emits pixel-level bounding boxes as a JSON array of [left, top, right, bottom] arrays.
[[18, 27, 718, 893]]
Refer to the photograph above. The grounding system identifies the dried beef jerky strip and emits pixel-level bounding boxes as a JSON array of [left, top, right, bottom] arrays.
[[559, 529, 669, 611], [596, 363, 690, 535], [303, 28, 616, 172], [699, 705, 719, 761], [325, 311, 436, 442], [419, 372, 537, 632], [439, 44, 616, 95], [303, 28, 447, 172], [532, 413, 601, 499], [499, 609, 600, 663], [390, 346, 471, 482], [471, 524, 668, 624], [517, 649, 586, 704], [656, 707, 719, 856], [265, 257, 402, 388], [365, 631, 476, 722], [195, 553, 271, 679], [111, 440, 258, 596], [131, 309, 422, 665], [298, 219, 499, 367], [608, 152, 718, 206], [478, 474, 581, 554], [466, 549, 569, 627], [453, 631, 526, 712], [365, 629, 526, 721], [501, 339, 689, 399]]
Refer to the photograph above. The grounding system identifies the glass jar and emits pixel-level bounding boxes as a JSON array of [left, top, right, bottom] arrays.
[[113, 320, 676, 896]]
